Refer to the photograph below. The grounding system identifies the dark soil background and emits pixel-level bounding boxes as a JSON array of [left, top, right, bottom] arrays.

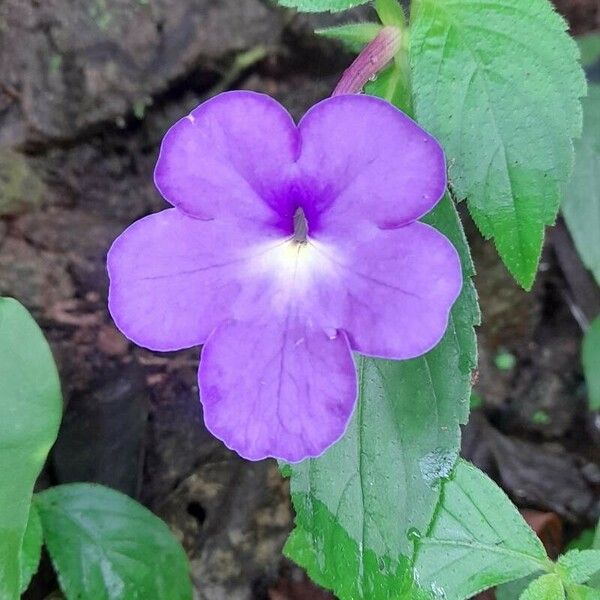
[[0, 1, 598, 598]]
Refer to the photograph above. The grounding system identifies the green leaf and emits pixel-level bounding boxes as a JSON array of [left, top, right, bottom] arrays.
[[410, 0, 586, 289], [562, 83, 600, 286], [496, 575, 540, 600], [558, 550, 600, 585], [566, 583, 600, 600], [566, 528, 596, 552], [365, 62, 411, 112], [276, 0, 369, 13], [520, 574, 565, 600], [316, 23, 382, 52], [284, 195, 479, 599], [414, 460, 551, 599], [0, 297, 62, 599], [583, 315, 600, 411], [373, 0, 406, 27], [34, 484, 192, 600], [20, 504, 43, 594], [578, 33, 600, 68]]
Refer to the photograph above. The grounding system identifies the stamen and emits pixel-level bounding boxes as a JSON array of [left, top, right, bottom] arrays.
[[293, 207, 309, 243]]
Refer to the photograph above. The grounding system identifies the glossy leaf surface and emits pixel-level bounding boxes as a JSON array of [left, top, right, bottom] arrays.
[[35, 484, 192, 600], [0, 298, 62, 598]]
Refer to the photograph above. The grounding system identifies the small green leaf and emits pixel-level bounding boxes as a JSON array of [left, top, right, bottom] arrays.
[[495, 350, 516, 371], [316, 23, 383, 52], [0, 298, 62, 598], [566, 583, 600, 600], [558, 550, 600, 585], [35, 484, 192, 600], [578, 33, 600, 68], [20, 504, 43, 594], [284, 195, 479, 599], [520, 574, 565, 600], [276, 0, 369, 13], [374, 0, 406, 27], [414, 460, 551, 599], [469, 391, 483, 410], [410, 0, 586, 289], [566, 529, 596, 552], [562, 83, 600, 286], [583, 316, 600, 411]]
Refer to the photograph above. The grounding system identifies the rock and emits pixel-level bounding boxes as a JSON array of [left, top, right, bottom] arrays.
[[97, 324, 129, 356], [14, 207, 124, 298], [0, 0, 283, 146], [52, 363, 149, 497], [462, 413, 597, 524], [143, 369, 292, 599], [0, 236, 74, 312], [158, 459, 292, 600]]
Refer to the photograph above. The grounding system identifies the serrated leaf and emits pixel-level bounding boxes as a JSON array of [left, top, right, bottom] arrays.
[[0, 298, 62, 598], [284, 195, 479, 599], [558, 550, 600, 585], [34, 484, 192, 600], [562, 83, 600, 286], [316, 23, 382, 52], [20, 504, 43, 595], [583, 316, 600, 411], [520, 574, 565, 600], [414, 460, 551, 599], [410, 0, 586, 289], [276, 0, 369, 13]]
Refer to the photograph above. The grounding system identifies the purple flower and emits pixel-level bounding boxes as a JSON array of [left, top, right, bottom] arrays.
[[107, 91, 461, 462]]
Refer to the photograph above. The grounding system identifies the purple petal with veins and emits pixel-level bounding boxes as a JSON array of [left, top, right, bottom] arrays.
[[107, 90, 462, 462]]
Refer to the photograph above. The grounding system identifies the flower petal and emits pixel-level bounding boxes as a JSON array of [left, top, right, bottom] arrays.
[[199, 316, 357, 462], [297, 95, 446, 229], [107, 208, 285, 351], [154, 91, 299, 220], [311, 222, 462, 359]]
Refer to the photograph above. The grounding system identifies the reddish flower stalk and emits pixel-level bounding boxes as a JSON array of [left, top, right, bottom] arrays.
[[332, 26, 403, 96]]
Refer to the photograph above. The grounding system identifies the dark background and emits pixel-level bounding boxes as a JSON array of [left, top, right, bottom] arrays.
[[0, 1, 598, 598]]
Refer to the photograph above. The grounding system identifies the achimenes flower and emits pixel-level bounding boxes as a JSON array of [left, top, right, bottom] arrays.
[[107, 91, 462, 462]]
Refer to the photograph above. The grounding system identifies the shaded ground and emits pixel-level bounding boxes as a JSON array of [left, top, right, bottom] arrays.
[[0, 1, 598, 598]]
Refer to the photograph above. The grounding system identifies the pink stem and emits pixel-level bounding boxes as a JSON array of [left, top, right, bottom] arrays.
[[332, 26, 402, 96]]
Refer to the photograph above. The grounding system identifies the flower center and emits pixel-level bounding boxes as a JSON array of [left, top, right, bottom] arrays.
[[293, 206, 309, 243]]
